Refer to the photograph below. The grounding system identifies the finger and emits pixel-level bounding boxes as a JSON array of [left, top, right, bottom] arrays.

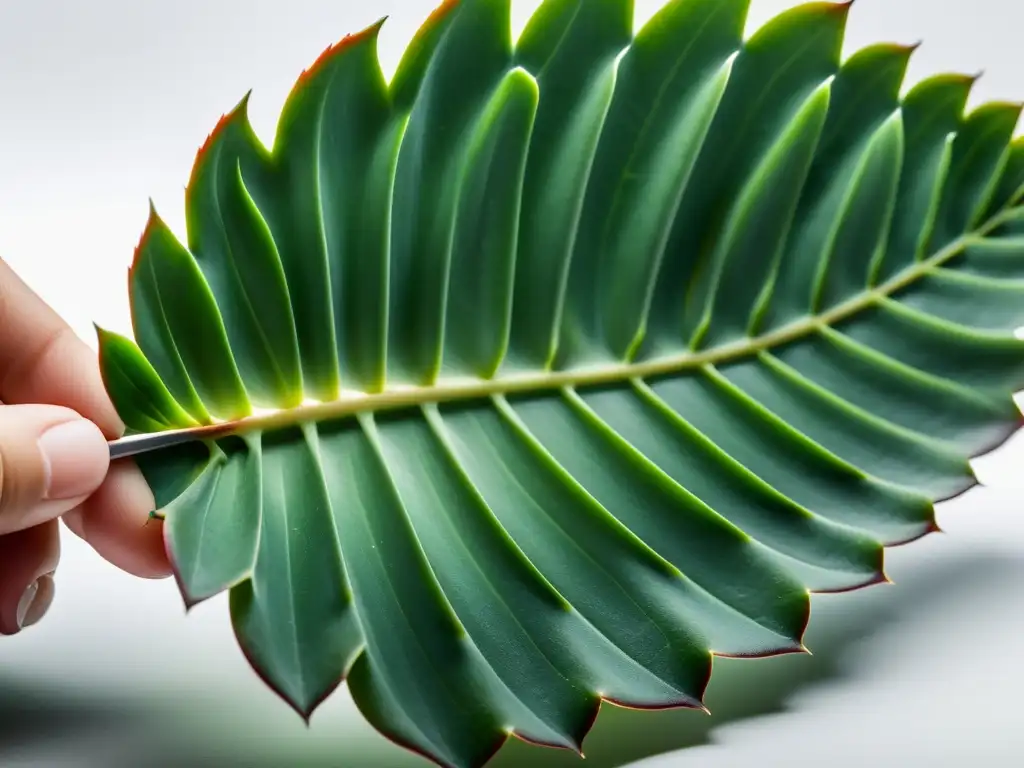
[[62, 459, 171, 579], [0, 258, 122, 437], [0, 404, 109, 536], [0, 519, 60, 635]]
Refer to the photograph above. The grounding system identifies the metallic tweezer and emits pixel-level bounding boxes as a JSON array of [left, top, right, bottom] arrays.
[[108, 424, 232, 460]]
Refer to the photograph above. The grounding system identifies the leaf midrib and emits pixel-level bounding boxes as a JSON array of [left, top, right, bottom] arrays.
[[148, 206, 1013, 442]]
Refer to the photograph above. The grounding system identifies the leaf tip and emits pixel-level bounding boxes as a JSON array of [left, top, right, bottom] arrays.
[[510, 728, 583, 757], [239, 89, 254, 113], [226, 598, 344, 728], [187, 93, 251, 189], [295, 16, 388, 90], [814, 565, 891, 594], [290, 693, 331, 728], [411, 0, 462, 51], [866, 569, 893, 589], [131, 200, 164, 273], [162, 524, 201, 613], [93, 324, 120, 362], [826, 0, 855, 16], [428, 0, 462, 25]]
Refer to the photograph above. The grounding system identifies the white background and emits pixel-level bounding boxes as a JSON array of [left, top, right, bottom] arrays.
[[1, 1, 1022, 766]]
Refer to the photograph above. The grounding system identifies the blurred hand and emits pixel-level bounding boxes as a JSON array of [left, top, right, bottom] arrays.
[[0, 257, 171, 635]]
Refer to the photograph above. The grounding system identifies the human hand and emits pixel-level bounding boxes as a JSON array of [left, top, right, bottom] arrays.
[[0, 257, 171, 635]]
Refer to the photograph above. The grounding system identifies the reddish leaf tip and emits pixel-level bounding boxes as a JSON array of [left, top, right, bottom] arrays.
[[601, 694, 706, 713], [865, 40, 919, 57], [509, 729, 584, 756], [163, 526, 198, 613], [131, 200, 164, 274], [938, 71, 983, 89], [427, 0, 461, 25], [812, 568, 891, 595], [820, 0, 855, 16], [187, 93, 251, 190], [410, 0, 462, 50], [295, 15, 388, 90], [225, 593, 345, 727], [886, 520, 940, 548], [166, 540, 235, 613], [713, 640, 807, 660], [163, 524, 222, 613]]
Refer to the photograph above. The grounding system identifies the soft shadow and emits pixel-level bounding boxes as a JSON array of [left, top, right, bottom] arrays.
[[0, 678, 154, 754], [1, 552, 1020, 768]]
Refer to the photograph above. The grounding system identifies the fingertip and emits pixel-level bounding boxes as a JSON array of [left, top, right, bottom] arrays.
[[70, 460, 171, 579], [0, 404, 109, 535], [39, 417, 110, 501]]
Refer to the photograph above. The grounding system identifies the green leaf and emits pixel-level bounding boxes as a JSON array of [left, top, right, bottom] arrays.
[[876, 72, 976, 281], [129, 205, 250, 422], [163, 436, 261, 606], [388, 0, 514, 384], [230, 425, 360, 720], [643, 0, 850, 357], [185, 99, 305, 408], [444, 67, 539, 377], [96, 326, 198, 433], [561, 0, 747, 363], [291, 23, 402, 395], [927, 101, 1023, 251], [509, 0, 634, 368], [766, 42, 914, 329], [99, 1, 1024, 766]]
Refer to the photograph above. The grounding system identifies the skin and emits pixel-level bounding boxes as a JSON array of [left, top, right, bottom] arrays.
[[0, 257, 170, 635]]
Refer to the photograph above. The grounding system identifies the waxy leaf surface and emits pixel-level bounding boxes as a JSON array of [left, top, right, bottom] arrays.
[[98, 1, 1024, 766]]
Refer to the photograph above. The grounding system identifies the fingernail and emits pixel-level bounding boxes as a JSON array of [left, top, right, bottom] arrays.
[[17, 573, 55, 630], [38, 419, 109, 500]]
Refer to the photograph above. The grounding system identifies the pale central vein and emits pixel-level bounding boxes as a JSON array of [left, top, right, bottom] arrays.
[[123, 208, 1012, 447]]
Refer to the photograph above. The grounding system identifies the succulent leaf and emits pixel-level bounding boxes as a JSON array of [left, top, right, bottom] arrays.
[[98, 1, 1024, 766]]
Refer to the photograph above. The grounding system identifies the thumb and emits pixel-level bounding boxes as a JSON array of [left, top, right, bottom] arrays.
[[0, 404, 110, 536]]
